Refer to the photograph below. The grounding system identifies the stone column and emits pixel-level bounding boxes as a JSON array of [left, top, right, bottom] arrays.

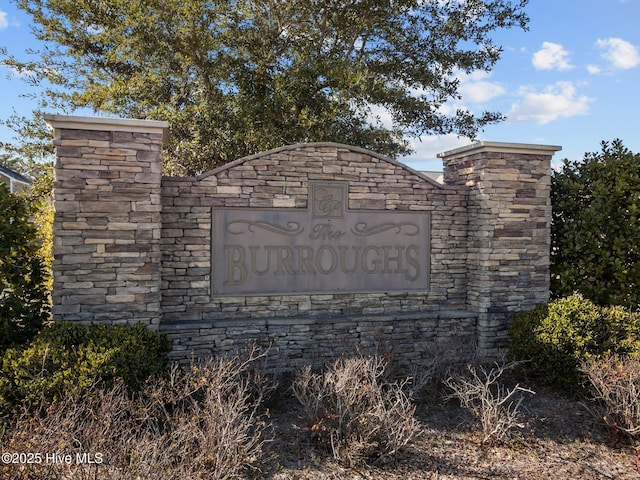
[[440, 141, 561, 358], [45, 115, 168, 327]]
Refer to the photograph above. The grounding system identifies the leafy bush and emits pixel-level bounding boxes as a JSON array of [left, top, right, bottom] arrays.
[[0, 321, 172, 412], [551, 139, 640, 309], [1, 350, 270, 480], [292, 356, 420, 466], [508, 295, 640, 394], [0, 182, 50, 351]]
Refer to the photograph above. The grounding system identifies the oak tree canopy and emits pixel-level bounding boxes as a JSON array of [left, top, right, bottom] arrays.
[[2, 0, 528, 175]]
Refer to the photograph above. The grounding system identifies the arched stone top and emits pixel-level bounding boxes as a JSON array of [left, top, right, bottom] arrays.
[[197, 142, 444, 189]]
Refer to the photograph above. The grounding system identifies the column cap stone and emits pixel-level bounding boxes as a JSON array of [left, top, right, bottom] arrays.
[[44, 114, 169, 143], [438, 141, 561, 160]]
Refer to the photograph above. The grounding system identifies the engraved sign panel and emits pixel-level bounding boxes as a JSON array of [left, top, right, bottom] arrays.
[[213, 182, 430, 295]]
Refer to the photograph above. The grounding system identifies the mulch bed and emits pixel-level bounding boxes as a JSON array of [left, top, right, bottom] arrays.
[[263, 387, 640, 479]]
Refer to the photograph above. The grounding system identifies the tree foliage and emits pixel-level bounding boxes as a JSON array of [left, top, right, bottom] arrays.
[[0, 155, 54, 288], [3, 0, 528, 175], [21, 165, 54, 289], [551, 139, 640, 309], [0, 182, 50, 352]]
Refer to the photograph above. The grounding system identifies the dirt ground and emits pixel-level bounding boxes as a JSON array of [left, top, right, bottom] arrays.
[[263, 387, 640, 480]]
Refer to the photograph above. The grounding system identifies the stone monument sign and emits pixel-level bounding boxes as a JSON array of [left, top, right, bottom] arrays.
[[44, 114, 561, 366]]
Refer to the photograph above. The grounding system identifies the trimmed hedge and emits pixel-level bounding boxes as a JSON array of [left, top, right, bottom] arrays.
[[0, 322, 172, 412], [508, 295, 640, 394]]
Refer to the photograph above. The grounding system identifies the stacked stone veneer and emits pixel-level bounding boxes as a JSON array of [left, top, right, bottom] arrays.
[[46, 115, 560, 366], [47, 115, 166, 327], [441, 143, 556, 356]]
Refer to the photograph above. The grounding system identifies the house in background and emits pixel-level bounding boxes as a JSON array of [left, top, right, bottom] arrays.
[[420, 170, 444, 184], [0, 164, 31, 193]]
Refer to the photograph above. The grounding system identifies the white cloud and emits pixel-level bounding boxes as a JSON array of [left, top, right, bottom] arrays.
[[508, 81, 592, 124], [4, 65, 32, 78], [587, 64, 602, 75], [458, 71, 506, 103], [532, 42, 573, 71], [367, 103, 394, 129], [596, 37, 640, 70], [405, 134, 471, 170], [0, 11, 8, 30]]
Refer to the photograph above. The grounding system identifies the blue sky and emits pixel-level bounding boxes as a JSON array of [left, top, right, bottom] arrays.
[[1, 0, 639, 171]]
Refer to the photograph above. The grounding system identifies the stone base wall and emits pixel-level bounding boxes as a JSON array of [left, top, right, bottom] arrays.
[[162, 310, 478, 371]]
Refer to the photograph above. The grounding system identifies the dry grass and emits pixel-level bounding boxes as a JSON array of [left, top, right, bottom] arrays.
[[1, 352, 640, 480], [444, 361, 534, 444], [292, 356, 420, 466], [0, 347, 272, 480], [267, 386, 640, 480], [581, 355, 640, 438]]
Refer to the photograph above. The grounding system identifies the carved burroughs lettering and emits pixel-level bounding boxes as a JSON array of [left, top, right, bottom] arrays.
[[213, 182, 430, 295]]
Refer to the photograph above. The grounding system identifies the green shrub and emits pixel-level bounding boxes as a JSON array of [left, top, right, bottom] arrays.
[[508, 295, 640, 394], [0, 322, 172, 412], [0, 182, 50, 352]]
